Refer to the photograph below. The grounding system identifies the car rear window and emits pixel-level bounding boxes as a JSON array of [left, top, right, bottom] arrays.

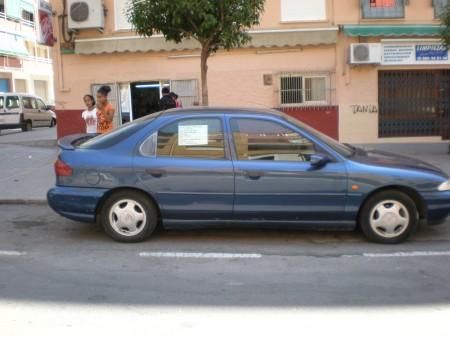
[[80, 113, 160, 149]]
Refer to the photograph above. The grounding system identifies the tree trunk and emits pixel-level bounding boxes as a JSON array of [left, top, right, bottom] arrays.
[[200, 45, 209, 106]]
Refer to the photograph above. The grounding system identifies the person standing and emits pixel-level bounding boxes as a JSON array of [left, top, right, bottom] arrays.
[[96, 86, 115, 134], [81, 95, 97, 134], [170, 92, 183, 108], [159, 87, 176, 111]]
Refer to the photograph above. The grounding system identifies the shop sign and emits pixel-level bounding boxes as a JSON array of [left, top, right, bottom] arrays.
[[382, 42, 450, 65]]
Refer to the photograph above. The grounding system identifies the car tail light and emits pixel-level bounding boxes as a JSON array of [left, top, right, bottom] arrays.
[[54, 158, 73, 177]]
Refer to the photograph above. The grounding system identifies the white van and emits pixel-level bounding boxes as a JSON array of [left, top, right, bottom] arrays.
[[0, 93, 56, 132]]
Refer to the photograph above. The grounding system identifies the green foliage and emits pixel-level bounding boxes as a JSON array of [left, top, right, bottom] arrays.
[[440, 4, 450, 49], [127, 0, 265, 51]]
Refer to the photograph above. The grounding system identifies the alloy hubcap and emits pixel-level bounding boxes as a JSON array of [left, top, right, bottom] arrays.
[[369, 200, 410, 239], [109, 199, 147, 236]]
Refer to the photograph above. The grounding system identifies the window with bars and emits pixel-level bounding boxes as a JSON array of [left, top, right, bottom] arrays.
[[280, 74, 328, 106], [22, 10, 34, 23], [434, 0, 449, 18], [361, 0, 405, 19]]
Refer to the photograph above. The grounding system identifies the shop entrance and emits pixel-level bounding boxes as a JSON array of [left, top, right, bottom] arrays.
[[130, 82, 162, 120], [379, 70, 450, 139]]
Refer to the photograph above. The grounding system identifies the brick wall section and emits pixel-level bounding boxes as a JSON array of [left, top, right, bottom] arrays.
[[281, 106, 339, 140], [56, 109, 85, 139]]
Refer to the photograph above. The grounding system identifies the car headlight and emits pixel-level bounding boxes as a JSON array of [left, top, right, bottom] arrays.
[[438, 179, 450, 191]]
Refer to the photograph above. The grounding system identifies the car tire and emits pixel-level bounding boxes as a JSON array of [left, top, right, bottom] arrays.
[[22, 121, 32, 132], [359, 190, 419, 244], [100, 190, 158, 243], [50, 118, 56, 128]]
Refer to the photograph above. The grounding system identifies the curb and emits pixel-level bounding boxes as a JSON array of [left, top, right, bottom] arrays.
[[0, 199, 48, 206]]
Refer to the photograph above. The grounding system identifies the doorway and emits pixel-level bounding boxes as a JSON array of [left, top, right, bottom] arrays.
[[130, 82, 162, 120]]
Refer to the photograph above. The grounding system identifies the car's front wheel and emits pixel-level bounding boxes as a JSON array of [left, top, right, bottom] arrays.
[[100, 190, 158, 243], [359, 190, 419, 244]]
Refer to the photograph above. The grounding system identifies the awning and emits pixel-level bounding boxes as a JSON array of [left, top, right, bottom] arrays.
[[343, 25, 443, 37], [75, 28, 338, 55], [21, 0, 35, 14], [0, 32, 28, 57]]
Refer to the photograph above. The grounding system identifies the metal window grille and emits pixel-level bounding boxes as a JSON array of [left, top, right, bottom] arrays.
[[170, 79, 199, 107], [433, 0, 449, 18], [361, 0, 405, 19], [279, 73, 334, 107]]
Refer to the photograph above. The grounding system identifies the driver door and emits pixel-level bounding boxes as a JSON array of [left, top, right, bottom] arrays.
[[229, 116, 348, 224]]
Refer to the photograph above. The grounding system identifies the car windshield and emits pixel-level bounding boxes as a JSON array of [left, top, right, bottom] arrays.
[[80, 113, 161, 149], [283, 114, 354, 158]]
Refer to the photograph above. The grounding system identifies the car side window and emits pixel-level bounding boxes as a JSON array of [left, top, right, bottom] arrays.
[[0, 96, 4, 109], [31, 98, 38, 109], [156, 118, 225, 159], [22, 97, 33, 109], [37, 99, 46, 110], [230, 118, 317, 162], [6, 96, 20, 109]]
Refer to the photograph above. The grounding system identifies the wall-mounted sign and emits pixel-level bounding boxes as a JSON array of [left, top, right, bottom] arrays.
[[38, 0, 55, 47], [382, 42, 450, 65]]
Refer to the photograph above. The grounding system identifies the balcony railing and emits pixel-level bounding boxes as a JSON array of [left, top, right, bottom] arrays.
[[434, 0, 449, 18], [361, 0, 405, 19]]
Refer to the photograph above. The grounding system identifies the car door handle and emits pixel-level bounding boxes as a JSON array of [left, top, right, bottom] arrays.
[[244, 170, 264, 180], [145, 169, 165, 178]]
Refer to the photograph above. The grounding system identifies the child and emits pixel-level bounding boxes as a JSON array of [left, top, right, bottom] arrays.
[[81, 94, 97, 134], [96, 85, 115, 134]]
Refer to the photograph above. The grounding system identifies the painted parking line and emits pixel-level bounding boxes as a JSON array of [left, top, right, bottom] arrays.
[[0, 250, 27, 256], [139, 250, 450, 260], [138, 252, 262, 259], [361, 251, 450, 258]]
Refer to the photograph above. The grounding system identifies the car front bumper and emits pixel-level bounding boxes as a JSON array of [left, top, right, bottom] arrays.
[[422, 191, 450, 225], [47, 186, 108, 223]]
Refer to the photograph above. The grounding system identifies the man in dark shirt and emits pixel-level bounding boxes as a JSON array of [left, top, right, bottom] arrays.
[[159, 87, 176, 111]]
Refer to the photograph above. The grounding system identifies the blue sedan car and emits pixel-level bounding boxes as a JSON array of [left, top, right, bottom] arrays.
[[47, 108, 450, 244]]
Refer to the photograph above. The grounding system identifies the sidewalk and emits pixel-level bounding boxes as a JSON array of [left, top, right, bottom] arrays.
[[0, 127, 448, 203]]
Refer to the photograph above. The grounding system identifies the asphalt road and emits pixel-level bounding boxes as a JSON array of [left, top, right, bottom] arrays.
[[1, 205, 450, 336]]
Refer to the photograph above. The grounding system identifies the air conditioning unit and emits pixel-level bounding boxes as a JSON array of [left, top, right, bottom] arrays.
[[67, 0, 104, 31], [350, 43, 382, 65]]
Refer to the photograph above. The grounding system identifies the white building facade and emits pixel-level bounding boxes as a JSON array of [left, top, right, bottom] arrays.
[[0, 0, 54, 104]]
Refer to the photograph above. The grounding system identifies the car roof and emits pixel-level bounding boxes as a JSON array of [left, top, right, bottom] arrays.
[[159, 106, 285, 117], [0, 92, 42, 98]]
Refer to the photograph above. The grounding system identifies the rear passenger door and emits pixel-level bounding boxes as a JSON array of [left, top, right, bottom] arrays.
[[22, 96, 40, 126], [134, 116, 235, 224]]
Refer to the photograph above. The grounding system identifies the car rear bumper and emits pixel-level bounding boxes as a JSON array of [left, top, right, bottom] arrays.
[[422, 191, 450, 225], [47, 186, 108, 223]]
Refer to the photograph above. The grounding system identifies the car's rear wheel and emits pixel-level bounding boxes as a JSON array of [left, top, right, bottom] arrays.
[[100, 190, 158, 243], [22, 121, 32, 132], [359, 190, 419, 244]]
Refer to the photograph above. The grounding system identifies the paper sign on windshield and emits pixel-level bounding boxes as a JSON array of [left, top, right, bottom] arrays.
[[178, 125, 208, 146]]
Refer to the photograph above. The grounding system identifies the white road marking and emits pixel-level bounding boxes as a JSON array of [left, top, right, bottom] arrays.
[[362, 251, 450, 258], [138, 252, 262, 259], [0, 250, 26, 256]]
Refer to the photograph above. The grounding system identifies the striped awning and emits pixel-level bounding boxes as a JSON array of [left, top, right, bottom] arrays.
[[74, 28, 339, 55], [343, 25, 443, 37]]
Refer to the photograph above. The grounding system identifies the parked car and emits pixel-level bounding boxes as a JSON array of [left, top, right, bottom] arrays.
[[0, 92, 56, 132], [47, 108, 450, 244]]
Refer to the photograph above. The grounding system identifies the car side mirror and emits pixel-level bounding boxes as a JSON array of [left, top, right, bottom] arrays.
[[310, 154, 330, 168]]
